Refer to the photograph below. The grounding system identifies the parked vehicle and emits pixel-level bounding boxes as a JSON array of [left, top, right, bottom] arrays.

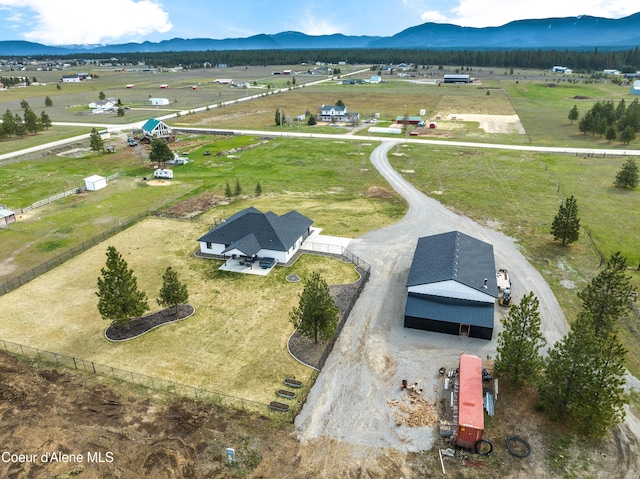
[[153, 169, 173, 179], [127, 137, 138, 146], [496, 268, 512, 306]]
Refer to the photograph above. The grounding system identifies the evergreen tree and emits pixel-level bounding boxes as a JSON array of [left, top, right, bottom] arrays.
[[117, 106, 125, 117], [577, 252, 633, 339], [307, 113, 317, 125], [290, 271, 339, 343], [40, 111, 52, 129], [13, 113, 25, 138], [224, 181, 232, 198], [19, 99, 29, 109], [157, 267, 189, 316], [44, 95, 53, 107], [615, 158, 639, 189], [89, 127, 104, 155], [275, 107, 283, 126], [621, 125, 636, 144], [494, 292, 546, 386], [336, 99, 345, 107], [23, 107, 39, 134], [568, 105, 579, 125], [605, 125, 617, 143], [96, 246, 149, 327], [149, 138, 174, 167], [550, 195, 580, 246], [2, 109, 16, 137], [99, 91, 106, 100], [255, 181, 262, 196], [234, 177, 242, 196]]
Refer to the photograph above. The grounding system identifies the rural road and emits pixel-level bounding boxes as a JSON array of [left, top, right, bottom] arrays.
[[294, 140, 638, 467]]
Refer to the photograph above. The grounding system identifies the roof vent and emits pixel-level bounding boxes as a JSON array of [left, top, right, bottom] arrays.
[[483, 278, 488, 289]]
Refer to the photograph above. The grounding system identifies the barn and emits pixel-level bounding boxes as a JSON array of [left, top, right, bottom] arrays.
[[84, 175, 107, 191], [443, 74, 471, 84], [404, 231, 498, 340], [149, 98, 170, 106], [455, 353, 485, 449]]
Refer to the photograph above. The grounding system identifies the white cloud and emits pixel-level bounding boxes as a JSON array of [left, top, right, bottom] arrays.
[[420, 10, 449, 24], [0, 0, 172, 45], [299, 11, 344, 36], [450, 0, 638, 27]]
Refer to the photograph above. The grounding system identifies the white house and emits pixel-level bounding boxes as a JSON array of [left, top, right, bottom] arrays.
[[0, 208, 16, 227], [631, 80, 640, 96], [61, 74, 81, 83], [149, 98, 170, 106], [141, 118, 173, 139], [319, 104, 360, 124], [197, 207, 313, 266], [84, 175, 107, 191], [88, 100, 116, 110]]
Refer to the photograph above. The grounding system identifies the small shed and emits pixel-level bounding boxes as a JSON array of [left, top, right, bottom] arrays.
[[159, 84, 169, 89], [84, 175, 107, 191], [0, 208, 16, 227], [631, 80, 640, 96], [456, 353, 484, 449]]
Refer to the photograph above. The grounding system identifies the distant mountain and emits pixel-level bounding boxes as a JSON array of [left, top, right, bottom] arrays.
[[1, 13, 639, 57]]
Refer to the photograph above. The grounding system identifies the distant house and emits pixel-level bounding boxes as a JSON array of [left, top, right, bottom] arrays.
[[61, 74, 81, 83], [214, 79, 233, 84], [443, 74, 471, 84], [319, 104, 360, 124], [404, 231, 498, 340], [88, 100, 116, 110], [0, 208, 16, 227], [552, 66, 568, 73], [603, 69, 621, 75], [631, 80, 640, 96], [395, 116, 422, 125], [197, 207, 313, 266], [126, 84, 135, 89], [149, 98, 170, 106], [369, 75, 382, 83], [141, 118, 173, 140], [159, 84, 169, 89]]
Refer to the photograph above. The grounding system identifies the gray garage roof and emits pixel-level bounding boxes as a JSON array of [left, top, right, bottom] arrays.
[[198, 207, 313, 253], [406, 231, 498, 298]]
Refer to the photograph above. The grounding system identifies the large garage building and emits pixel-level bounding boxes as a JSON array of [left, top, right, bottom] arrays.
[[404, 231, 498, 340]]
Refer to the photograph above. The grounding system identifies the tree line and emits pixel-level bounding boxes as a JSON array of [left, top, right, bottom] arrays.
[[1, 99, 52, 139], [29, 47, 640, 71]]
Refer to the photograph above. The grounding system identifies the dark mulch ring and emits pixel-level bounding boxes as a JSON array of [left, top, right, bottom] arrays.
[[287, 274, 365, 369], [105, 304, 195, 341]]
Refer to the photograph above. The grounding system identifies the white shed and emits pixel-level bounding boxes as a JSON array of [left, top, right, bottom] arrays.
[[84, 175, 107, 191]]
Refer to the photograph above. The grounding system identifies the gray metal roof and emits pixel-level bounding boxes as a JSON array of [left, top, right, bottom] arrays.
[[198, 207, 313, 253], [405, 294, 494, 329], [406, 231, 498, 297]]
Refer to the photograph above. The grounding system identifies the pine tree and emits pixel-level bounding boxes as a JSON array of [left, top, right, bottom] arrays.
[[89, 128, 104, 155], [2, 109, 16, 137], [550, 195, 580, 246], [224, 181, 232, 198], [13, 114, 25, 138], [605, 125, 617, 142], [494, 292, 546, 386], [23, 107, 39, 134], [234, 177, 242, 196], [577, 252, 633, 339], [568, 105, 579, 125], [96, 246, 149, 327], [620, 125, 636, 144], [40, 111, 52, 129], [614, 158, 639, 189], [290, 271, 339, 343], [44, 95, 53, 107], [99, 91, 106, 100], [157, 267, 189, 316], [255, 181, 262, 196], [149, 138, 174, 167]]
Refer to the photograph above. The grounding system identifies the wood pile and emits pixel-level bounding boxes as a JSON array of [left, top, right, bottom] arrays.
[[388, 391, 439, 427]]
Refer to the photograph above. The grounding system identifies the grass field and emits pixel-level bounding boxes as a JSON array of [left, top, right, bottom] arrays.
[[0, 217, 360, 405]]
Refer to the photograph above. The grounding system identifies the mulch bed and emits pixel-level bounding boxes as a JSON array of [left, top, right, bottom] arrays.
[[105, 304, 195, 341]]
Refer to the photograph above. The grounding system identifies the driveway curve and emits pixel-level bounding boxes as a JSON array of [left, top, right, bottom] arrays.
[[295, 141, 571, 451]]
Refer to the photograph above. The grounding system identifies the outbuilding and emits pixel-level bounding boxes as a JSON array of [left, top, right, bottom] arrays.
[[455, 353, 485, 449], [631, 80, 640, 96], [149, 98, 170, 106], [0, 208, 16, 227], [84, 175, 107, 191], [404, 231, 498, 340]]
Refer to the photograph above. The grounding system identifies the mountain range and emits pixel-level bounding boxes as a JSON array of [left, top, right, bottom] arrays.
[[1, 13, 639, 57]]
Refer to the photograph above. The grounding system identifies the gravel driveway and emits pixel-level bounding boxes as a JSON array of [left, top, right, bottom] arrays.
[[295, 140, 570, 451]]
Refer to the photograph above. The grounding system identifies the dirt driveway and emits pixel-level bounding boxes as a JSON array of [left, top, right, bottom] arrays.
[[292, 141, 640, 476]]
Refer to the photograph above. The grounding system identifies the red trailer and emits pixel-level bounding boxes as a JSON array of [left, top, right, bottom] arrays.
[[456, 353, 484, 449]]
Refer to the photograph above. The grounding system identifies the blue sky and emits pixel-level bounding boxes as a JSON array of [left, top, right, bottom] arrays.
[[0, 0, 637, 45]]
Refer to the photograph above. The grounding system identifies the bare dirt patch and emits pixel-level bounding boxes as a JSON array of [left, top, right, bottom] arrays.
[[157, 192, 226, 218], [145, 179, 173, 186], [364, 185, 395, 198]]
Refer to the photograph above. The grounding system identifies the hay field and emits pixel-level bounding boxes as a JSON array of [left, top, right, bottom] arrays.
[[0, 217, 359, 404]]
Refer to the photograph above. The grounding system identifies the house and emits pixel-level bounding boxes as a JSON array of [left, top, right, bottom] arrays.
[[149, 98, 170, 106], [88, 100, 116, 110], [84, 175, 107, 191], [197, 207, 313, 266], [443, 74, 471, 84], [126, 84, 135, 89], [0, 208, 16, 227], [455, 354, 485, 449], [319, 104, 360, 124], [159, 84, 169, 89], [404, 231, 498, 340], [61, 74, 81, 83], [552, 66, 568, 73], [141, 118, 173, 140], [369, 75, 382, 83], [631, 80, 640, 96]]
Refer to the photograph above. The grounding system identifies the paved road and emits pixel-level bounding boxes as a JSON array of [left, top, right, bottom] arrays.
[[295, 140, 570, 451]]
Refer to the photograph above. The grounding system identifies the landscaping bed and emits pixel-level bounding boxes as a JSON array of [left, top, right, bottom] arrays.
[[105, 304, 195, 341]]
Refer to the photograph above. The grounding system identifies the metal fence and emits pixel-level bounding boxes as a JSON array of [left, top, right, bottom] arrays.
[[0, 209, 149, 296], [0, 338, 292, 420]]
